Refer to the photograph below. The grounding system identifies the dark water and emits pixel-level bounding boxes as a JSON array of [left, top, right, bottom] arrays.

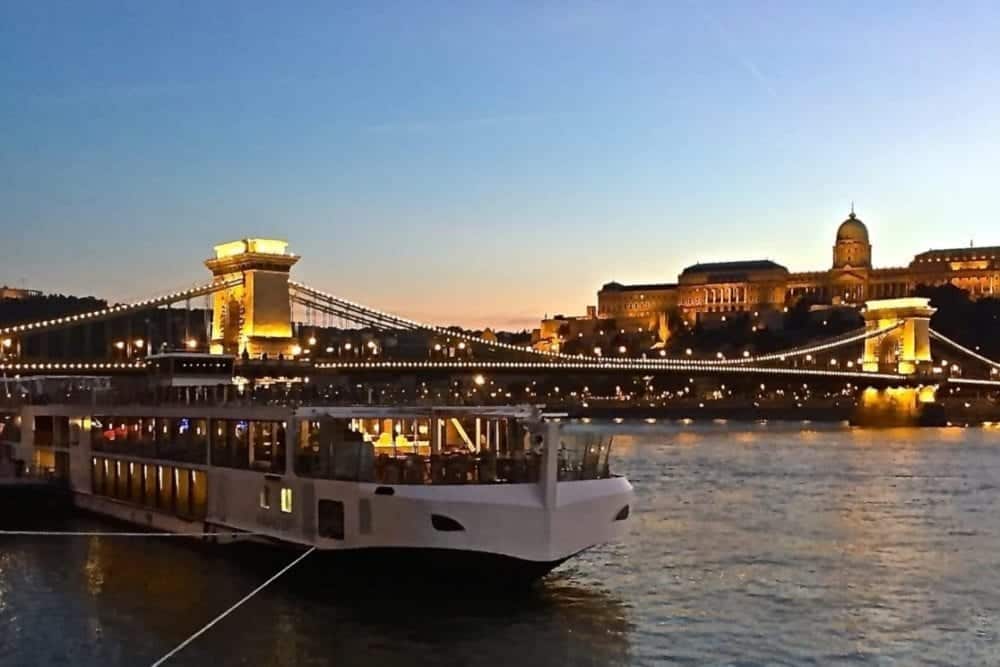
[[3, 424, 1000, 666]]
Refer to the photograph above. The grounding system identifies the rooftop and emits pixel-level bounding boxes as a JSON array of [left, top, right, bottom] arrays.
[[600, 282, 677, 292], [680, 259, 787, 275], [913, 245, 1000, 260], [213, 238, 291, 259]]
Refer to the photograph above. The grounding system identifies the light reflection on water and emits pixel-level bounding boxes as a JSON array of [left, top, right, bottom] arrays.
[[3, 423, 1000, 665]]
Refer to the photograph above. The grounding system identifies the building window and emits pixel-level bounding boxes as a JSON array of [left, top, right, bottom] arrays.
[[259, 486, 270, 509], [280, 488, 293, 513]]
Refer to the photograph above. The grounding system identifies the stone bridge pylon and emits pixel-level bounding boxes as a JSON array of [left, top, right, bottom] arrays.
[[862, 297, 936, 375], [205, 239, 299, 358]]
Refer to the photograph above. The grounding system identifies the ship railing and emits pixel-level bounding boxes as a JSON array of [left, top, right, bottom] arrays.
[[296, 448, 614, 485], [92, 437, 207, 465]]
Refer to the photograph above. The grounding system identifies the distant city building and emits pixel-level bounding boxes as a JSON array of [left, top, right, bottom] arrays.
[[0, 285, 42, 300], [534, 210, 1000, 351]]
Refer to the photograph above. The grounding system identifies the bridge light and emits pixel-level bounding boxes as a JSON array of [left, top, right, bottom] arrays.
[[114, 341, 125, 350], [458, 341, 466, 350], [829, 358, 837, 366], [593, 347, 602, 356], [743, 350, 750, 358], [473, 374, 486, 386], [308, 336, 317, 346], [685, 348, 692, 356], [344, 342, 352, 350], [1, 338, 11, 349], [186, 338, 198, 349], [134, 339, 144, 349], [618, 345, 627, 354], [291, 345, 302, 356]]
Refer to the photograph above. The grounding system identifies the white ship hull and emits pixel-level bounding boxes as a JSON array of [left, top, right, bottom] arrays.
[[17, 404, 633, 584]]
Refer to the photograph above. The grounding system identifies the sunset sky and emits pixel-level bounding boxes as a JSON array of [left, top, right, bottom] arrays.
[[3, 2, 1000, 329]]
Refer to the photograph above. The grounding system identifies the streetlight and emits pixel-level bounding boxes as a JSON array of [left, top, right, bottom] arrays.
[[186, 338, 198, 349]]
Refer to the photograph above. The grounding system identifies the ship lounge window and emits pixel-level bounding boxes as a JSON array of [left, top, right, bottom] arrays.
[[280, 487, 293, 513], [296, 416, 545, 486], [212, 420, 251, 469], [251, 421, 287, 474], [557, 433, 614, 481], [89, 457, 206, 520], [318, 500, 345, 540]]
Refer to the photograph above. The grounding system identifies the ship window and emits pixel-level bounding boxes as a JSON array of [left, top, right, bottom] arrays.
[[318, 500, 345, 540], [431, 514, 465, 532], [280, 488, 293, 513], [259, 486, 270, 509]]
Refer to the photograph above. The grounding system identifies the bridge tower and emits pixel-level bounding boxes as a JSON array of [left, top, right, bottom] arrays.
[[205, 239, 299, 357], [862, 297, 936, 375]]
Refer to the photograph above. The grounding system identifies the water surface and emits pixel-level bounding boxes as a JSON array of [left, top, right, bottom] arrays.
[[3, 423, 1000, 666]]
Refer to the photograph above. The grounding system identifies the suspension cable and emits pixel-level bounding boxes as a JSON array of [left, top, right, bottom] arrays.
[[290, 280, 905, 369], [929, 329, 1000, 371], [0, 278, 243, 338]]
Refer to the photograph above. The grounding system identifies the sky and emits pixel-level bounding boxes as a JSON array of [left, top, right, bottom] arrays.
[[3, 1, 1000, 329]]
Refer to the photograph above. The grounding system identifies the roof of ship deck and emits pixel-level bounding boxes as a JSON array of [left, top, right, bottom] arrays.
[[295, 405, 540, 420]]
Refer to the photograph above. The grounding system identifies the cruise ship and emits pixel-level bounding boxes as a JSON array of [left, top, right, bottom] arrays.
[[3, 353, 633, 583]]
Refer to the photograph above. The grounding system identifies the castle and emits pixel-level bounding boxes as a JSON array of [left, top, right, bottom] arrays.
[[534, 210, 999, 350]]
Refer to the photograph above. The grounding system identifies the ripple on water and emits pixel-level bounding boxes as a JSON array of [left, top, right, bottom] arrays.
[[4, 425, 1000, 665]]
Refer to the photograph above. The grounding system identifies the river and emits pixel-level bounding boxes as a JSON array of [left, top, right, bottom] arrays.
[[3, 423, 1000, 665]]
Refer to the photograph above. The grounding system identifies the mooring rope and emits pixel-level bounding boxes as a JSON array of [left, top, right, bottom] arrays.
[[0, 530, 265, 538], [150, 546, 316, 666]]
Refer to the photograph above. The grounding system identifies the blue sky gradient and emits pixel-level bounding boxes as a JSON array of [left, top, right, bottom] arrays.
[[3, 1, 999, 328]]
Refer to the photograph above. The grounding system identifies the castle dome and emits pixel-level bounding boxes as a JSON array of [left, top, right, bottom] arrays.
[[836, 211, 869, 243]]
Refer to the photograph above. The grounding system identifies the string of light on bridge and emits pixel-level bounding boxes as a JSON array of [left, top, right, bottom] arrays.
[[0, 362, 146, 372], [311, 359, 909, 382], [291, 281, 905, 370], [0, 279, 242, 338]]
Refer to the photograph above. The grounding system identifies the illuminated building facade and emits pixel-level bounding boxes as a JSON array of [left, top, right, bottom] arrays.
[[596, 210, 1000, 328], [533, 211, 1000, 350], [0, 286, 42, 300]]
